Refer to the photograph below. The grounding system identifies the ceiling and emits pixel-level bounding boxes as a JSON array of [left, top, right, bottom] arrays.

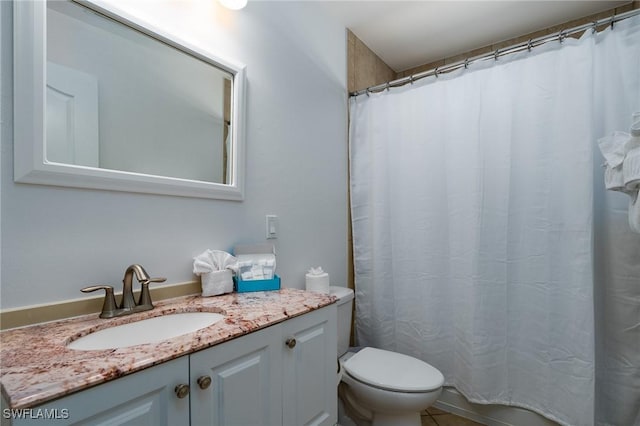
[[318, 1, 630, 72]]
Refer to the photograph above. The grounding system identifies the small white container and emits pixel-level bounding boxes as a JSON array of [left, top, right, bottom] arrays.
[[306, 268, 330, 293]]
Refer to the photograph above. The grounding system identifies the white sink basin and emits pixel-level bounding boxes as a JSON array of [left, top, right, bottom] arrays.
[[67, 312, 225, 351]]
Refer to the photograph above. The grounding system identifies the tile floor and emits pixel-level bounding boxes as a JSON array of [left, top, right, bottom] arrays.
[[421, 406, 485, 426]]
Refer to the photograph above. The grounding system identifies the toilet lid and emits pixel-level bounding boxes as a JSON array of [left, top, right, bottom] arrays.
[[343, 347, 444, 393]]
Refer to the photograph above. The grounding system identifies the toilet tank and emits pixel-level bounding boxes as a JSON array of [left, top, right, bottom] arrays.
[[329, 286, 354, 357]]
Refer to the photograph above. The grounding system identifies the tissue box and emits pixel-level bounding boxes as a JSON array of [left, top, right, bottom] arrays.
[[234, 275, 281, 293], [201, 269, 234, 296], [233, 243, 280, 293]]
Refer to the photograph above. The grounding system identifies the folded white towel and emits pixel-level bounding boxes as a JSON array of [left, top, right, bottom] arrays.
[[598, 131, 631, 168], [604, 165, 630, 192], [626, 114, 640, 151], [623, 147, 640, 191]]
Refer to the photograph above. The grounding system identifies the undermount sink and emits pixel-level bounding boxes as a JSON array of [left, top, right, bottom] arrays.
[[67, 312, 225, 351]]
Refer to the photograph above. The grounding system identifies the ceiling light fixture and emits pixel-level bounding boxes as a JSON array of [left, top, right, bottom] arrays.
[[218, 0, 247, 10]]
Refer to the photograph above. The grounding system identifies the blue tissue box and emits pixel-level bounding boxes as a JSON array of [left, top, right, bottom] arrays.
[[234, 275, 281, 293]]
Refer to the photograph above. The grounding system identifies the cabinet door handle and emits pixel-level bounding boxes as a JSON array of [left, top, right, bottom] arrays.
[[175, 384, 190, 399], [285, 338, 297, 349], [197, 376, 212, 390]]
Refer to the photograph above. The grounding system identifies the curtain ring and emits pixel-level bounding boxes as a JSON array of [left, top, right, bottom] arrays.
[[610, 15, 615, 29], [434, 67, 440, 78], [558, 30, 566, 43], [464, 58, 469, 69], [385, 82, 390, 92], [366, 88, 371, 97], [494, 49, 499, 61], [409, 75, 414, 85], [527, 39, 533, 51], [591, 21, 598, 34]]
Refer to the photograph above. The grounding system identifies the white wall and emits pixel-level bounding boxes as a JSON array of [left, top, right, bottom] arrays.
[[0, 0, 348, 309]]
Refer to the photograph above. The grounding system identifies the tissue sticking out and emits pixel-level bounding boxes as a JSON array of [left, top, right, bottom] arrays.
[[193, 249, 237, 296]]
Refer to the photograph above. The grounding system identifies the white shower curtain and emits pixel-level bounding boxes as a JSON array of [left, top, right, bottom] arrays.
[[349, 16, 640, 426]]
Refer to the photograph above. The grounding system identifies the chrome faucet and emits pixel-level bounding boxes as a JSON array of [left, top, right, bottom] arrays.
[[122, 264, 151, 310], [81, 264, 166, 318]]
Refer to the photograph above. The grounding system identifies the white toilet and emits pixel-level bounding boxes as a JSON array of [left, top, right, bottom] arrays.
[[331, 286, 444, 426]]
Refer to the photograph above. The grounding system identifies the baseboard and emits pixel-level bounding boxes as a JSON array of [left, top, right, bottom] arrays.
[[0, 281, 201, 330], [434, 387, 559, 426]]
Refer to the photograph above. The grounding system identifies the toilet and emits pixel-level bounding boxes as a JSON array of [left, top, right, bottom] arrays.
[[331, 286, 444, 426]]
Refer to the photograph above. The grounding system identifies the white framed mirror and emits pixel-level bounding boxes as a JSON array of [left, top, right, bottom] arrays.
[[14, 0, 246, 200]]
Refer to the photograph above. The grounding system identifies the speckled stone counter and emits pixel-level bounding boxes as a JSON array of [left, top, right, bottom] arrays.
[[0, 288, 335, 410]]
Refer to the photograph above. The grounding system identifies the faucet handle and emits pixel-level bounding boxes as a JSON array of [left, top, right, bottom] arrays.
[[137, 277, 167, 309], [81, 285, 117, 319]]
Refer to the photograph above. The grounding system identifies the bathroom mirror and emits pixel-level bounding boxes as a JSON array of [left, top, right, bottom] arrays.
[[14, 0, 246, 200]]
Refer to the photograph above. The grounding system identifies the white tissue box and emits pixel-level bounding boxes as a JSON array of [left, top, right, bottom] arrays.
[[201, 269, 234, 297], [306, 273, 330, 293]]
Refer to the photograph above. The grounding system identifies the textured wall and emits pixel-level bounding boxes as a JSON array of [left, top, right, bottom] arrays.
[[347, 29, 396, 94]]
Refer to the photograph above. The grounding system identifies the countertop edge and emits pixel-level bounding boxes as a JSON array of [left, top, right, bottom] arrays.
[[0, 289, 336, 410]]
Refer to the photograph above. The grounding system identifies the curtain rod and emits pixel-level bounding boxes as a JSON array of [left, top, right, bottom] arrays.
[[350, 8, 640, 98]]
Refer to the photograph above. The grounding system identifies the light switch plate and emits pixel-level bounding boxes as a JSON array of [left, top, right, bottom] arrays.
[[266, 215, 278, 239]]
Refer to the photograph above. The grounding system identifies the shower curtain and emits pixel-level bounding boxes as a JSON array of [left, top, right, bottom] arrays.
[[349, 16, 640, 426]]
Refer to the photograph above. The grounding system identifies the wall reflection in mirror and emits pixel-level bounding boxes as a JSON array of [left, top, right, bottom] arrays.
[[46, 1, 233, 185]]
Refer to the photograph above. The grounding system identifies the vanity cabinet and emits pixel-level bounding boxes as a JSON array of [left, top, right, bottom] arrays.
[[8, 305, 336, 426], [190, 305, 337, 426], [7, 357, 190, 426]]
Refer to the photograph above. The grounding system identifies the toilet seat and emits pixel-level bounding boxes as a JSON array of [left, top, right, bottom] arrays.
[[342, 347, 444, 393]]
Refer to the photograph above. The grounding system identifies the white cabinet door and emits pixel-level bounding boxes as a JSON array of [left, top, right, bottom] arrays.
[[10, 357, 189, 426], [189, 325, 283, 426], [281, 306, 337, 426]]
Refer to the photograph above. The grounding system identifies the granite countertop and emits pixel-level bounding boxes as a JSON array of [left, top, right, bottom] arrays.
[[0, 288, 335, 410]]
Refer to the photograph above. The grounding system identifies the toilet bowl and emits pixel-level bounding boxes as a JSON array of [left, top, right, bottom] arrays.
[[330, 286, 444, 426]]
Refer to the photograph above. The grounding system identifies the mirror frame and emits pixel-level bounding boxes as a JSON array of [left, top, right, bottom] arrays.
[[14, 0, 246, 200]]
